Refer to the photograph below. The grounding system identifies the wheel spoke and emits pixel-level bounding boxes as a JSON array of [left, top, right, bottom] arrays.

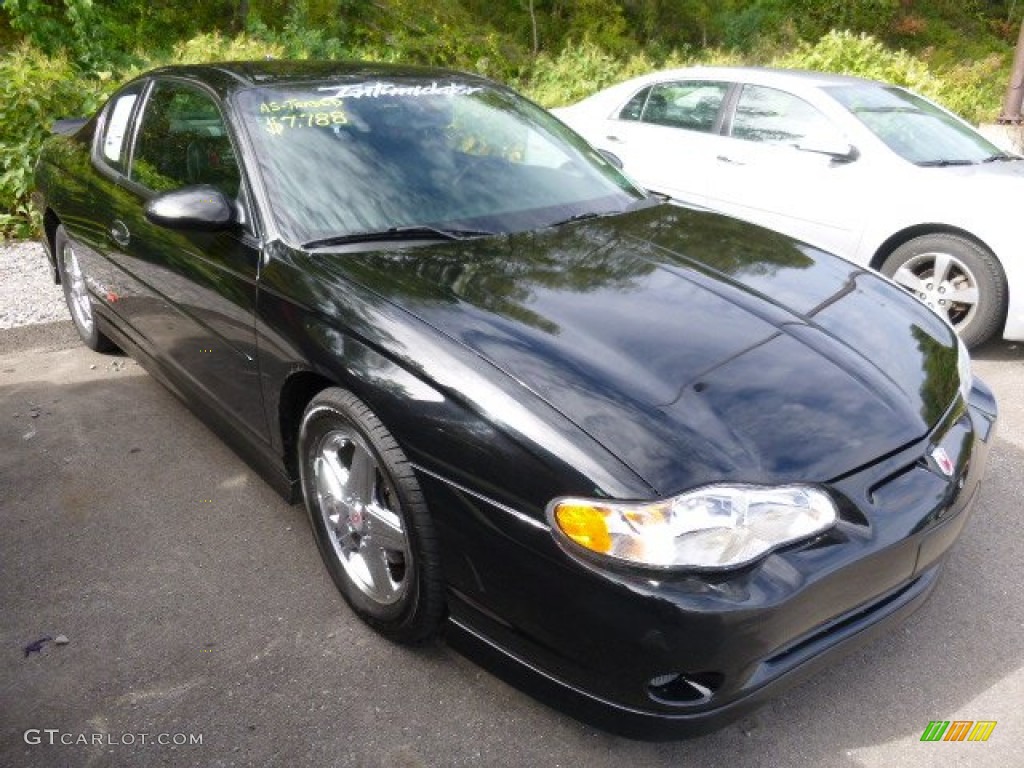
[[891, 266, 924, 292], [314, 454, 346, 509], [63, 245, 94, 332], [347, 445, 378, 504], [931, 252, 953, 284], [363, 501, 407, 552], [361, 548, 400, 602], [948, 284, 978, 306]]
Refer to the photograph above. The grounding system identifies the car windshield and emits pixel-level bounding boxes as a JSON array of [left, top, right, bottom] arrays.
[[234, 79, 644, 245], [826, 84, 1003, 165]]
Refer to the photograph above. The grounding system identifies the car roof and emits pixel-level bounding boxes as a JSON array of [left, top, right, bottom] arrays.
[[140, 60, 486, 97], [625, 66, 883, 90]]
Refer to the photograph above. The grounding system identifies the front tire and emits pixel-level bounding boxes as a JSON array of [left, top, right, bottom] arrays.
[[880, 233, 1006, 348], [298, 388, 445, 644], [55, 225, 116, 352]]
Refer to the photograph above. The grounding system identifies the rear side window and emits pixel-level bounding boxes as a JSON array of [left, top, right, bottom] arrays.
[[99, 83, 144, 174], [618, 87, 651, 121], [639, 81, 729, 133], [131, 80, 241, 197]]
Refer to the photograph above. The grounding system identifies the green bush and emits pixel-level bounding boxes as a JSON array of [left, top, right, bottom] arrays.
[[0, 44, 109, 237], [772, 31, 937, 90], [167, 31, 284, 65], [927, 55, 1006, 125], [522, 39, 646, 107], [519, 39, 744, 108]]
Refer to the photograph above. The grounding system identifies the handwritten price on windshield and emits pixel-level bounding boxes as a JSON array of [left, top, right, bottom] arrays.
[[264, 112, 349, 135]]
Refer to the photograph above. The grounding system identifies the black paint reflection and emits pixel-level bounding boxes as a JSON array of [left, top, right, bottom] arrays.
[[310, 204, 960, 493]]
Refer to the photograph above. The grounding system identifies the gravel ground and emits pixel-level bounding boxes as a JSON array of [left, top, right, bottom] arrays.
[[0, 240, 69, 330]]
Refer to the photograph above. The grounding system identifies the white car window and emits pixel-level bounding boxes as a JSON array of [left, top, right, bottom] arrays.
[[617, 86, 652, 121], [731, 85, 841, 147], [639, 81, 729, 133]]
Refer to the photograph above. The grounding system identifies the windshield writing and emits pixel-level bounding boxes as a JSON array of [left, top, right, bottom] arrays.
[[236, 80, 641, 245]]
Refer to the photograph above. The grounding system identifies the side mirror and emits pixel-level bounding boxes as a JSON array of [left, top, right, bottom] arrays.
[[795, 138, 859, 163], [145, 185, 235, 232]]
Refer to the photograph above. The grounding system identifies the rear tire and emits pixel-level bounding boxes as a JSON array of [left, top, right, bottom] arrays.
[[298, 387, 445, 644], [880, 233, 1006, 348], [55, 225, 116, 353]]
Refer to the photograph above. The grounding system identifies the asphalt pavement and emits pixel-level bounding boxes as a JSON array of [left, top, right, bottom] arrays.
[[1, 320, 1022, 768]]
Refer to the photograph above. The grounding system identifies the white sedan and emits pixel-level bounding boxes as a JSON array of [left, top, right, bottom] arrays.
[[554, 67, 1024, 347]]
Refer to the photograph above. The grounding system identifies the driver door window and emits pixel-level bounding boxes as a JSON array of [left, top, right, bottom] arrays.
[[730, 85, 842, 147], [708, 84, 864, 255], [131, 82, 240, 198]]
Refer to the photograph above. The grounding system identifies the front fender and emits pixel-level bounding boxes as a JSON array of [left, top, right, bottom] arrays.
[[254, 242, 654, 523]]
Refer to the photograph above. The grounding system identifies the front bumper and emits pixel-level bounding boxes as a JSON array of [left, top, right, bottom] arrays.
[[447, 561, 943, 739], [427, 381, 997, 739]]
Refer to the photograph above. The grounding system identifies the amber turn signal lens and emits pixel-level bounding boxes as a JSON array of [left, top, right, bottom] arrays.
[[554, 504, 612, 553]]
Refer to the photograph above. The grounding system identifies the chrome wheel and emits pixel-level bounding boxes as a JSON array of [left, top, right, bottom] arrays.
[[889, 250, 979, 331], [299, 388, 445, 643], [54, 225, 115, 352], [312, 427, 410, 606], [61, 240, 94, 334]]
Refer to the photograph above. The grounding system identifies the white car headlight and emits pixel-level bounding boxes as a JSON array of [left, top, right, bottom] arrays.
[[549, 485, 837, 570]]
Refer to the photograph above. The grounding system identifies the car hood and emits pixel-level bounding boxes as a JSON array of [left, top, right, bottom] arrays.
[[322, 205, 960, 495]]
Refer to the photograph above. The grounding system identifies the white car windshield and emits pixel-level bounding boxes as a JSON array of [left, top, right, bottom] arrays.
[[827, 84, 1007, 166], [234, 79, 644, 245]]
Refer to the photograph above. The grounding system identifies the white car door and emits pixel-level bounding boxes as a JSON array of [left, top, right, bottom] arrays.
[[592, 80, 732, 207], [707, 84, 873, 257]]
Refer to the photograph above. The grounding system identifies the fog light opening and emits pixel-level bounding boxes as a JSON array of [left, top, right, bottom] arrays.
[[647, 671, 723, 706]]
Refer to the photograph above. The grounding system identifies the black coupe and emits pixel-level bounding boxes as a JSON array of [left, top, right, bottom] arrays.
[[33, 61, 997, 739]]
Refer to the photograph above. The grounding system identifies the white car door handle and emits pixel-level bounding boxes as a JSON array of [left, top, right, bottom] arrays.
[[605, 135, 624, 143], [717, 155, 746, 166]]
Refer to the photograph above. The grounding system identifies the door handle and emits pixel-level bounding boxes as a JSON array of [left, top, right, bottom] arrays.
[[109, 219, 130, 246], [605, 135, 624, 143], [716, 155, 746, 166]]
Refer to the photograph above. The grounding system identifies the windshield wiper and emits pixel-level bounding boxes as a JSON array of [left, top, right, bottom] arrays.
[[853, 106, 921, 115], [303, 225, 495, 249], [547, 198, 658, 229], [548, 211, 605, 228], [982, 152, 1018, 163], [916, 159, 975, 167]]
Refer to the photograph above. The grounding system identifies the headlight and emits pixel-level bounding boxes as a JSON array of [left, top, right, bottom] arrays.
[[548, 485, 837, 570], [956, 336, 973, 402]]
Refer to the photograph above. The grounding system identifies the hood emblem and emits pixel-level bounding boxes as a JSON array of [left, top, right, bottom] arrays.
[[931, 446, 954, 477]]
